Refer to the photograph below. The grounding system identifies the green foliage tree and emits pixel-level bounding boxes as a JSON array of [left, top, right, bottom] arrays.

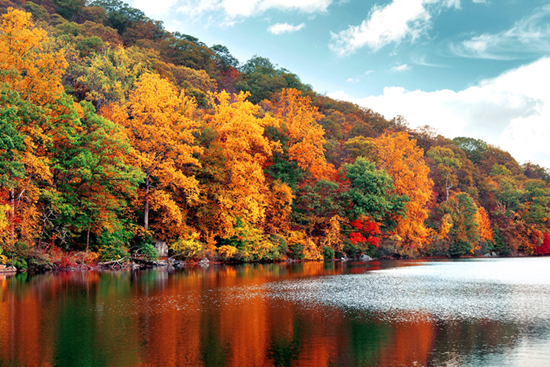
[[237, 56, 308, 104], [0, 86, 25, 187], [343, 157, 408, 228]]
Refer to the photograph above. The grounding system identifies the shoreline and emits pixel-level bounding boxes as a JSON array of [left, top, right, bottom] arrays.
[[7, 252, 546, 275]]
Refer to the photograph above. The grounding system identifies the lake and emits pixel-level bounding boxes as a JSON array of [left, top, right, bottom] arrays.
[[1, 258, 549, 366]]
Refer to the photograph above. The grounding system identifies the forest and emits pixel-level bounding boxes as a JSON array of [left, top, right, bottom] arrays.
[[1, 0, 550, 270]]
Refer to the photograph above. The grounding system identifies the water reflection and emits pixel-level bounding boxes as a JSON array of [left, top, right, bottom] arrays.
[[0, 259, 549, 366]]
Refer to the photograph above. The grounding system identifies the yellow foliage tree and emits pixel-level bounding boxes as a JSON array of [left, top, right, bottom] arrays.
[[0, 9, 67, 105], [286, 230, 323, 260], [103, 73, 202, 236], [203, 90, 278, 237], [374, 132, 434, 251], [74, 46, 148, 108], [321, 215, 344, 253], [263, 179, 294, 234]]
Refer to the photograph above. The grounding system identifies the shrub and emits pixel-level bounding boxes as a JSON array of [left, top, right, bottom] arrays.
[[133, 234, 158, 261], [322, 246, 335, 260], [285, 231, 322, 260], [99, 244, 129, 262], [0, 248, 6, 265], [171, 233, 205, 260], [137, 243, 158, 261], [97, 225, 132, 261], [5, 242, 31, 269], [217, 245, 237, 260]]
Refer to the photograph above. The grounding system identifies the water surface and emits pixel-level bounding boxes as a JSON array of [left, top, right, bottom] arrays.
[[1, 258, 549, 366]]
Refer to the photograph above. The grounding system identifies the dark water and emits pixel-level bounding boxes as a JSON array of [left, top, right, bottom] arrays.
[[1, 258, 550, 367]]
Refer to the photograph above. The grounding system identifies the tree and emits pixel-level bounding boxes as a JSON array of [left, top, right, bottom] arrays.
[[237, 56, 307, 103], [343, 157, 408, 229], [374, 132, 433, 252], [68, 46, 148, 108], [88, 0, 148, 35], [343, 136, 376, 162], [54, 0, 86, 21], [0, 8, 68, 105], [103, 73, 201, 234], [200, 90, 277, 238], [439, 193, 481, 256], [427, 146, 462, 201], [42, 99, 142, 249], [272, 88, 334, 180], [523, 161, 550, 183], [0, 85, 30, 245], [0, 87, 25, 188], [452, 137, 488, 165], [0, 10, 70, 247]]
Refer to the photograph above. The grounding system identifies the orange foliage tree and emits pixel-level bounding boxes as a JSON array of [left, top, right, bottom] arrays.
[[273, 88, 334, 180], [103, 73, 202, 237], [201, 90, 278, 238], [0, 8, 67, 105], [374, 132, 433, 253]]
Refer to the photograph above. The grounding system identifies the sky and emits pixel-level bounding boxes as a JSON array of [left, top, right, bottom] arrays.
[[126, 0, 550, 167]]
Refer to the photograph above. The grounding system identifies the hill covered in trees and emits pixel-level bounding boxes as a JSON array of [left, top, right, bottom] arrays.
[[1, 0, 550, 269]]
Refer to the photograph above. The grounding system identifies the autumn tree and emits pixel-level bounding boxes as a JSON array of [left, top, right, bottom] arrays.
[[427, 146, 462, 201], [0, 9, 68, 247], [343, 136, 376, 162], [199, 90, 277, 238], [0, 8, 68, 105], [103, 73, 201, 237], [66, 46, 148, 108], [440, 193, 481, 256], [41, 100, 142, 249], [523, 161, 550, 183], [374, 132, 433, 253], [272, 88, 334, 180]]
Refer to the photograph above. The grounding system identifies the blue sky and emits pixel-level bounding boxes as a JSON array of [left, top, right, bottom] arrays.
[[127, 0, 550, 166]]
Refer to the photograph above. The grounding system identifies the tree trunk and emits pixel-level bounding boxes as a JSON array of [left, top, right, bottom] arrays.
[[10, 186, 15, 244], [144, 174, 150, 230], [86, 225, 91, 252], [445, 173, 452, 201]]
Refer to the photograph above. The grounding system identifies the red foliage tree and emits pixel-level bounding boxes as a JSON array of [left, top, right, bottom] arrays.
[[536, 233, 550, 255], [349, 218, 381, 247]]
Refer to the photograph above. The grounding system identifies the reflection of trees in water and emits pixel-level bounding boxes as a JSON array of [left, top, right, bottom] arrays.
[[427, 319, 522, 366], [0, 264, 548, 366]]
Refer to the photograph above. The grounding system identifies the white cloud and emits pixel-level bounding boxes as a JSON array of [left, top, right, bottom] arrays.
[[268, 22, 305, 34], [451, 5, 550, 59], [346, 70, 374, 83], [222, 0, 331, 17], [391, 63, 410, 72], [328, 57, 550, 167], [170, 0, 331, 22], [128, 0, 180, 17], [329, 0, 459, 56], [411, 53, 446, 67]]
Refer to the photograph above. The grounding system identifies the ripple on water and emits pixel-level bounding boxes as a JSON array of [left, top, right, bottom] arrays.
[[221, 258, 550, 324], [94, 258, 550, 326]]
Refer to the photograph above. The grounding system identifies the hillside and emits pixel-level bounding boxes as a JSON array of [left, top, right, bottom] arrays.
[[1, 0, 550, 269]]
